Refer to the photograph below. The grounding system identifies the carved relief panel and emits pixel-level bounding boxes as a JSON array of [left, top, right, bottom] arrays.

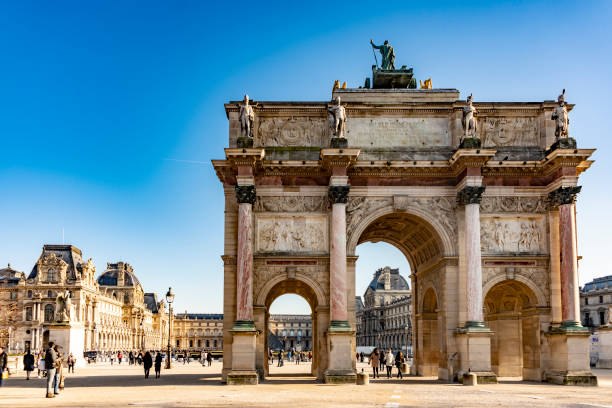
[[477, 116, 538, 147], [255, 215, 328, 253], [254, 117, 328, 147], [480, 217, 547, 254], [254, 196, 327, 213], [480, 196, 547, 214], [253, 261, 330, 303]]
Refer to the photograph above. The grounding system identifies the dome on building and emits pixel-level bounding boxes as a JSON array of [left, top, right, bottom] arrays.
[[97, 262, 141, 287], [367, 266, 410, 291]]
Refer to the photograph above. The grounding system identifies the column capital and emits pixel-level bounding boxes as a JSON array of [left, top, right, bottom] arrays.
[[235, 185, 256, 204], [328, 185, 350, 204], [548, 186, 581, 207], [456, 186, 486, 205]]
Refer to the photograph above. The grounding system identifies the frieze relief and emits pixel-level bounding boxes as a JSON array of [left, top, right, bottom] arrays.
[[480, 217, 547, 254], [346, 197, 393, 243], [254, 196, 327, 212], [480, 196, 547, 214], [253, 263, 329, 301], [255, 216, 328, 253], [478, 117, 538, 147], [394, 196, 457, 241], [255, 117, 327, 147]]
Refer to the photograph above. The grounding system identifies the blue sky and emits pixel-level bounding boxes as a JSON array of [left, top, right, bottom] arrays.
[[1, 1, 611, 314]]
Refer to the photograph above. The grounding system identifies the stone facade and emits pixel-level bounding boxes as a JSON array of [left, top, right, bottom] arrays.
[[213, 84, 596, 385], [173, 313, 223, 351], [0, 245, 169, 357], [580, 275, 612, 327], [268, 314, 312, 350], [356, 267, 412, 352]]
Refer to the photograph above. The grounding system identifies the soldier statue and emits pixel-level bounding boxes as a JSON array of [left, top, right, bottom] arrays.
[[239, 94, 255, 138], [328, 96, 346, 138], [462, 94, 478, 139], [551, 89, 569, 140], [370, 39, 395, 70]]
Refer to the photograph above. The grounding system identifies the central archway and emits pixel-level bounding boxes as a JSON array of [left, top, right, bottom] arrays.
[[254, 277, 324, 381], [348, 206, 456, 380]]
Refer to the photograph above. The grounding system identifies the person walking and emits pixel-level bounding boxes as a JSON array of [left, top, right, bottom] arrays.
[[117, 351, 122, 365], [67, 353, 75, 374], [0, 346, 8, 387], [23, 349, 35, 380], [44, 342, 58, 398], [395, 351, 405, 379], [369, 348, 380, 379], [206, 351, 212, 367], [385, 349, 394, 379], [143, 351, 153, 379], [129, 351, 134, 365], [154, 352, 162, 379], [54, 345, 65, 391]]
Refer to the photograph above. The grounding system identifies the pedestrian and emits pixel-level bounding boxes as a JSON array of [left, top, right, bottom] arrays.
[[0, 346, 8, 387], [308, 351, 312, 361], [268, 349, 273, 364], [54, 345, 65, 391], [385, 348, 394, 379], [369, 348, 380, 379], [118, 351, 122, 365], [395, 351, 405, 379], [143, 351, 153, 379], [44, 342, 58, 398], [154, 352, 162, 379], [24, 349, 35, 380], [67, 353, 76, 373], [207, 351, 212, 367], [296, 351, 300, 365], [360, 352, 364, 363], [129, 351, 134, 365], [38, 351, 46, 378]]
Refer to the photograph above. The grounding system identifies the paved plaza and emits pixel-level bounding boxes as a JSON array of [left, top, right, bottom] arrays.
[[2, 361, 612, 407]]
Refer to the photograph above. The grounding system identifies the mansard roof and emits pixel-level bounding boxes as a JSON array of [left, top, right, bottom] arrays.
[[0, 264, 25, 283], [28, 244, 83, 281], [144, 293, 159, 313], [97, 262, 141, 288], [582, 275, 612, 292], [367, 267, 410, 292]]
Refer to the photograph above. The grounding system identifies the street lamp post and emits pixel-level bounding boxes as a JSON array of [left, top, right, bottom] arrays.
[[140, 316, 145, 351], [404, 323, 410, 357], [165, 287, 174, 369]]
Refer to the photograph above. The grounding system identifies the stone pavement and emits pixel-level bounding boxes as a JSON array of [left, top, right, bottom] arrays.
[[2, 360, 612, 407]]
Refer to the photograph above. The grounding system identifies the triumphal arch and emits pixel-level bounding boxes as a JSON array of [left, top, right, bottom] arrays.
[[213, 58, 596, 385]]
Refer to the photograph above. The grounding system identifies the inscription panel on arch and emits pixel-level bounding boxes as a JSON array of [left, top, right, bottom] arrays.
[[255, 215, 328, 253], [346, 117, 451, 148]]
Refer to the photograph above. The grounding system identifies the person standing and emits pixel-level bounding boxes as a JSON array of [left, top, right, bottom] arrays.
[[206, 351, 212, 367], [23, 349, 35, 380], [369, 348, 380, 379], [143, 351, 152, 379], [117, 351, 122, 365], [67, 353, 75, 374], [0, 346, 8, 387], [385, 349, 394, 379], [38, 350, 46, 378], [154, 352, 162, 379], [395, 351, 405, 379], [44, 342, 58, 398]]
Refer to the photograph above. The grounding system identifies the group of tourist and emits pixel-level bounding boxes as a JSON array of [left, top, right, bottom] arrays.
[[367, 348, 406, 379], [268, 349, 312, 367]]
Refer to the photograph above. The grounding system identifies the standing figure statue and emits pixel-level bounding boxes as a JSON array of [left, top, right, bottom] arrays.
[[239, 94, 255, 139], [55, 290, 71, 323], [551, 89, 569, 140], [327, 96, 346, 138], [370, 39, 395, 70], [462, 94, 478, 139]]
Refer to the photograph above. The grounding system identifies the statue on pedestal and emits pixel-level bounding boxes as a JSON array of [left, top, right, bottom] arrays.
[[460, 94, 480, 149], [239, 94, 255, 139], [370, 39, 395, 70], [328, 97, 347, 147], [55, 290, 71, 323], [551, 89, 569, 140]]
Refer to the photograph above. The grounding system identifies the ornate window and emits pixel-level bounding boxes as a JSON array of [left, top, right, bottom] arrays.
[[47, 290, 53, 298], [47, 269, 56, 282], [44, 304, 54, 322], [25, 307, 33, 321], [27, 290, 32, 298], [10, 292, 17, 300]]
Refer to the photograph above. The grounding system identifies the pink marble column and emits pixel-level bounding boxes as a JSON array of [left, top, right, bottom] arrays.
[[458, 186, 486, 327], [329, 185, 350, 328], [235, 185, 256, 326], [550, 186, 582, 328]]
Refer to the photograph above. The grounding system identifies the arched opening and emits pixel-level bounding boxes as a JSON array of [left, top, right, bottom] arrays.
[[484, 279, 540, 380], [350, 209, 452, 380], [256, 278, 321, 381], [267, 294, 312, 377]]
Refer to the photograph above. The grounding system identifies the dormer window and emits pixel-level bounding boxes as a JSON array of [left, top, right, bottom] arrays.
[[47, 290, 53, 298], [47, 268, 56, 282]]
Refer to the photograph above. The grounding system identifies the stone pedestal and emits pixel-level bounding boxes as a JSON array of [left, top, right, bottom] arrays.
[[227, 330, 259, 385], [545, 329, 597, 385], [596, 327, 612, 369], [324, 330, 356, 384], [455, 329, 497, 384], [48, 323, 86, 368]]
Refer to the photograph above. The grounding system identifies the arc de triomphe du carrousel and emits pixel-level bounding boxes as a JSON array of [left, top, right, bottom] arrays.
[[212, 46, 596, 385]]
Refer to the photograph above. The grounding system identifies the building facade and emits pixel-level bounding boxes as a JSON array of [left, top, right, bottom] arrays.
[[268, 314, 312, 350], [356, 267, 412, 352], [0, 245, 169, 354], [173, 313, 223, 351], [581, 275, 612, 328]]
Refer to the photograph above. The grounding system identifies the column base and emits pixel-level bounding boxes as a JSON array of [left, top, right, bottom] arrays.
[[545, 328, 597, 386], [324, 370, 357, 384], [544, 371, 597, 386], [455, 326, 496, 382], [458, 370, 498, 384], [227, 371, 259, 385]]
